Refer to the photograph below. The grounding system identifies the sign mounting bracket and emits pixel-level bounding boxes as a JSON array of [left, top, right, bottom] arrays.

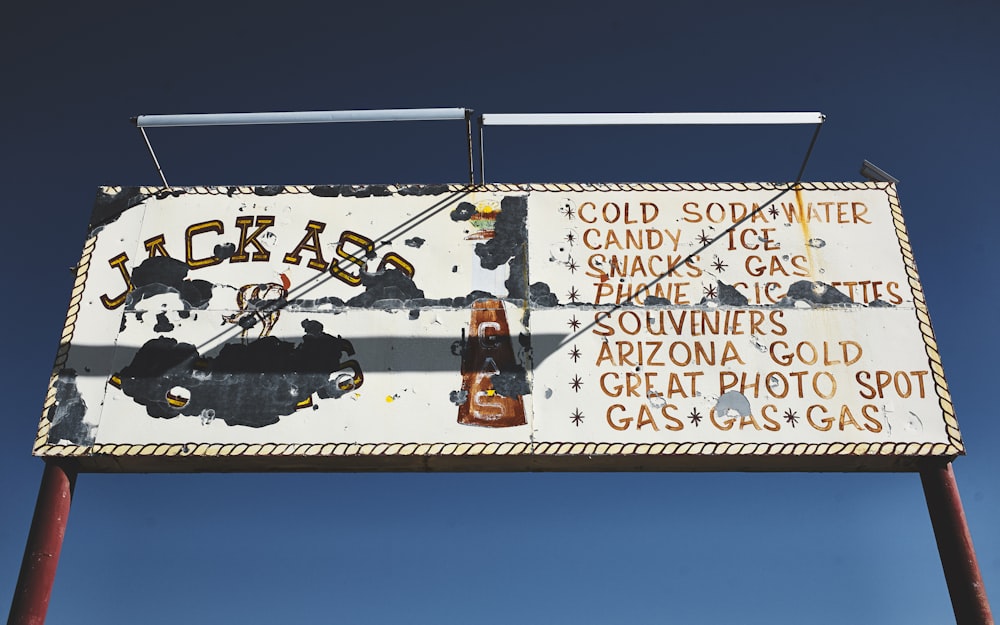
[[131, 107, 476, 186]]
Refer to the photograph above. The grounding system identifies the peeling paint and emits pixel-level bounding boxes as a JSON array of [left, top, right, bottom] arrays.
[[154, 312, 175, 333], [783, 280, 853, 306], [476, 197, 527, 267], [308, 184, 396, 198], [648, 390, 666, 409], [127, 257, 213, 310], [450, 201, 476, 221], [716, 281, 749, 306], [253, 185, 284, 197], [91, 186, 148, 228], [529, 282, 559, 307], [114, 319, 362, 428], [397, 184, 450, 196], [345, 268, 425, 308], [46, 370, 95, 445], [214, 242, 236, 259], [492, 369, 530, 398], [714, 391, 752, 419]]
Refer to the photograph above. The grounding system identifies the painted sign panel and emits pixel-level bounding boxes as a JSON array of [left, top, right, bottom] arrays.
[[36, 182, 962, 471]]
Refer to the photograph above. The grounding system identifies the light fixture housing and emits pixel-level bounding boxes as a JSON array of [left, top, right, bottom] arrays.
[[480, 111, 824, 126], [860, 159, 899, 183], [132, 108, 470, 128]]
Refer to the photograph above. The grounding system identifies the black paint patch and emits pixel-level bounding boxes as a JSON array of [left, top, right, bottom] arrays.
[[405, 237, 425, 248], [302, 319, 324, 335], [785, 280, 853, 305], [346, 268, 425, 308], [90, 187, 149, 228], [253, 185, 284, 196], [477, 196, 530, 301], [644, 296, 671, 306], [155, 188, 186, 200], [126, 257, 214, 310], [399, 184, 450, 196], [116, 321, 360, 428], [287, 296, 347, 310], [716, 281, 749, 306], [449, 389, 469, 405], [529, 282, 559, 307], [492, 368, 530, 398], [289, 288, 505, 312], [450, 290, 498, 308], [309, 184, 394, 198], [178, 310, 191, 319], [154, 312, 175, 333], [214, 243, 236, 259], [452, 265, 458, 273], [869, 299, 894, 308], [309, 185, 342, 197], [46, 370, 95, 445], [409, 309, 420, 320], [475, 196, 527, 270], [450, 202, 476, 221]]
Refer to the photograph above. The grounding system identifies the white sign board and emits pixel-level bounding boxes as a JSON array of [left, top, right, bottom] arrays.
[[36, 182, 962, 470]]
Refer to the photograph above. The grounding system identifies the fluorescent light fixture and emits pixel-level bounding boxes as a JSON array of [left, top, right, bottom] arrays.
[[133, 108, 469, 128], [860, 160, 899, 183], [481, 112, 824, 126]]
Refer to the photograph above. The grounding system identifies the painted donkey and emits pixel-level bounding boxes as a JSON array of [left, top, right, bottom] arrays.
[[221, 274, 290, 342]]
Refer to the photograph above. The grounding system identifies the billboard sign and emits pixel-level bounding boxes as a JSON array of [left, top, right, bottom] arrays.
[[36, 182, 962, 470]]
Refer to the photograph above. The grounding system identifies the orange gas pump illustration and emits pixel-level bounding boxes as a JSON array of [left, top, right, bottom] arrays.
[[457, 299, 527, 428]]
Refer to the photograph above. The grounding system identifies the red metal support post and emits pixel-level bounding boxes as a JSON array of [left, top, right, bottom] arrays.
[[7, 461, 77, 625], [920, 461, 994, 625]]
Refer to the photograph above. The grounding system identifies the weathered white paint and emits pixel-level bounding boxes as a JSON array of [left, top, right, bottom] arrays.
[[35, 182, 961, 471]]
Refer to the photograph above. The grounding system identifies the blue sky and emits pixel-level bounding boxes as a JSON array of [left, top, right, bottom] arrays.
[[2, 1, 998, 623]]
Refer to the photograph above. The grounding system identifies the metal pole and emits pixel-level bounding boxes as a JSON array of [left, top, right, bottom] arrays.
[[920, 461, 994, 625], [7, 461, 77, 625], [465, 110, 474, 186], [139, 127, 170, 189], [478, 116, 486, 185]]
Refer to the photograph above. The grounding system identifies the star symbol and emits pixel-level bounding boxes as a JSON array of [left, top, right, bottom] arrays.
[[703, 284, 718, 299], [688, 409, 702, 426], [566, 257, 579, 273], [560, 203, 575, 219], [568, 345, 581, 362], [565, 232, 576, 244], [696, 230, 712, 246], [570, 375, 583, 392], [783, 409, 799, 427], [570, 409, 584, 426], [567, 287, 580, 303], [768, 205, 780, 218], [712, 257, 728, 272], [567, 315, 581, 331]]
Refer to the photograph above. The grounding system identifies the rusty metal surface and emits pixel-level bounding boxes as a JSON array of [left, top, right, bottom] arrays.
[[7, 462, 76, 625], [921, 462, 995, 625]]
